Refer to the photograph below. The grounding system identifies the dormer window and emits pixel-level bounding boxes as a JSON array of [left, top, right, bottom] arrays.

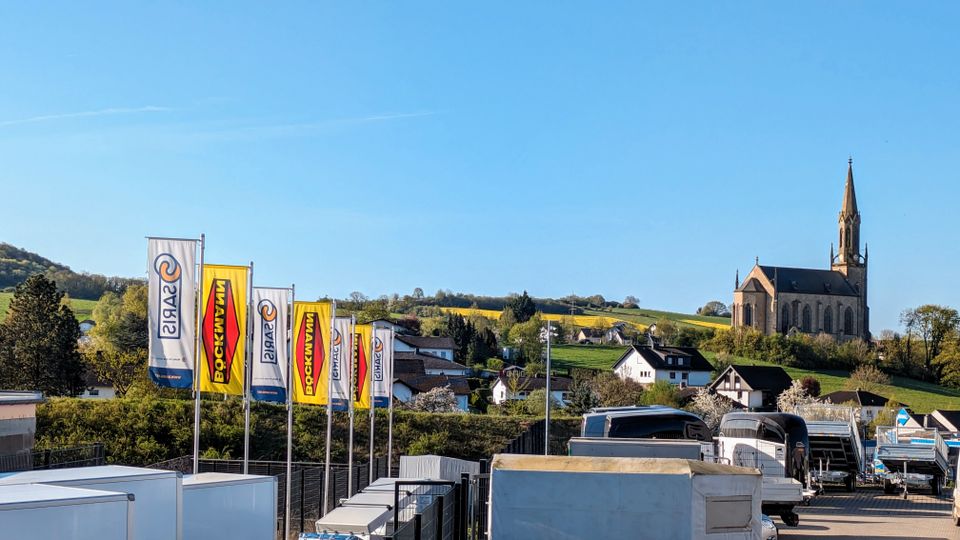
[[667, 357, 674, 365]]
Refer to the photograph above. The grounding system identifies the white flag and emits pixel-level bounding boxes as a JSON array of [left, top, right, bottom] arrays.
[[372, 327, 393, 408], [147, 238, 197, 389], [330, 317, 352, 410], [251, 287, 290, 403]]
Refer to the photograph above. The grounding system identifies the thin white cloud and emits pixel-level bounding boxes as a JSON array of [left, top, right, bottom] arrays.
[[185, 110, 445, 142], [0, 106, 173, 127]]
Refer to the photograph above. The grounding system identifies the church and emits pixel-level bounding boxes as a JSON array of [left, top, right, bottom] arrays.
[[731, 160, 869, 341]]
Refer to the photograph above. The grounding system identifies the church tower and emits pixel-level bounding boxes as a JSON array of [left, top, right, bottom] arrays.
[[831, 159, 869, 338]]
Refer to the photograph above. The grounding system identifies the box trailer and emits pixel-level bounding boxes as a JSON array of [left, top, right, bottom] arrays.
[[795, 405, 863, 492], [0, 464, 182, 540], [182, 473, 277, 540], [875, 426, 949, 497], [0, 483, 134, 540], [568, 437, 703, 460], [489, 454, 762, 540]]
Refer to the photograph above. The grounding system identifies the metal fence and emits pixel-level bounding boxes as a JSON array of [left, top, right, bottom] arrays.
[[0, 443, 105, 473], [386, 480, 462, 540], [150, 456, 391, 539]]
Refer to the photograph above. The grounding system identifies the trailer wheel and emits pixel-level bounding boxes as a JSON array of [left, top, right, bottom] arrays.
[[844, 475, 856, 493], [931, 476, 943, 497], [883, 478, 894, 494], [781, 512, 800, 527]]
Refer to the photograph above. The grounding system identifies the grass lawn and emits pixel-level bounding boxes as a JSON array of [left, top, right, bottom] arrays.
[[550, 344, 628, 371], [0, 292, 97, 322]]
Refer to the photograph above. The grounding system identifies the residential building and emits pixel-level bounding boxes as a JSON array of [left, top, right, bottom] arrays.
[[394, 352, 470, 377], [394, 335, 456, 361], [491, 375, 572, 406], [731, 161, 870, 342], [604, 327, 633, 346], [80, 371, 115, 400], [819, 389, 891, 423], [612, 337, 713, 387], [575, 328, 603, 345], [926, 410, 960, 434], [370, 318, 417, 336], [0, 391, 44, 455], [393, 374, 471, 411], [708, 365, 793, 410]]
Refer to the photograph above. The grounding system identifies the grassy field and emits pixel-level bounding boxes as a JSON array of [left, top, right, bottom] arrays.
[[549, 343, 960, 413], [0, 292, 97, 322], [584, 307, 730, 330]]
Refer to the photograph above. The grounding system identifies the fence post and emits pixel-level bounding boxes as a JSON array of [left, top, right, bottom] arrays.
[[299, 468, 305, 533], [413, 513, 422, 540], [458, 473, 469, 540], [94, 442, 105, 465], [43, 449, 51, 469], [436, 495, 444, 540]]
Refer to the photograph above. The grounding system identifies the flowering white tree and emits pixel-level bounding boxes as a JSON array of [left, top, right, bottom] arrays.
[[409, 386, 461, 413], [689, 388, 734, 430], [777, 379, 817, 413]]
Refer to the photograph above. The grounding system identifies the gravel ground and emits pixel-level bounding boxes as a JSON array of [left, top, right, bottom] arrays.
[[778, 486, 959, 539]]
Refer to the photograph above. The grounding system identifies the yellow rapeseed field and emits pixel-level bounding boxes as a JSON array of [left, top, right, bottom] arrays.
[[680, 319, 730, 330], [440, 307, 646, 330]]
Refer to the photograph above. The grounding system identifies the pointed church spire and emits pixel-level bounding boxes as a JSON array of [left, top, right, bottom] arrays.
[[735, 269, 740, 289], [830, 242, 834, 265], [841, 157, 859, 217]]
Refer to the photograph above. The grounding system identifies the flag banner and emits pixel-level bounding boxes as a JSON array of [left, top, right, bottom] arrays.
[[353, 324, 373, 409], [372, 327, 393, 408], [147, 238, 198, 389], [330, 317, 352, 411], [292, 301, 332, 405], [199, 264, 249, 395], [250, 287, 290, 403]]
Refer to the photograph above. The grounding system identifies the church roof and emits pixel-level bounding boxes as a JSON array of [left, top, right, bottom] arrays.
[[758, 265, 859, 297], [841, 160, 859, 217]]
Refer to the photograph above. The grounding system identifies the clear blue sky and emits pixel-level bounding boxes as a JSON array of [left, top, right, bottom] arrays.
[[2, 2, 957, 332]]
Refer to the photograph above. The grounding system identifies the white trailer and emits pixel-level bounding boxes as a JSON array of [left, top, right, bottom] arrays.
[[568, 437, 703, 460], [795, 404, 863, 492], [0, 483, 134, 540], [489, 454, 762, 540], [182, 473, 277, 540], [875, 426, 949, 497], [0, 464, 182, 540]]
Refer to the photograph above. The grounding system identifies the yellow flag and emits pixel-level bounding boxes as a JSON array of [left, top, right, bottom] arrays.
[[198, 264, 249, 395], [291, 301, 332, 405], [353, 324, 373, 409]]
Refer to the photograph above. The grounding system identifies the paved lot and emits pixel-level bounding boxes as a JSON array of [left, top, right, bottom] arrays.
[[779, 486, 960, 539]]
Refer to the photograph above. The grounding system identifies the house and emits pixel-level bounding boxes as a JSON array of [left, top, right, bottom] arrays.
[[926, 410, 960, 434], [490, 375, 573, 406], [604, 327, 633, 346], [612, 337, 713, 387], [575, 328, 603, 345], [0, 391, 44, 455], [395, 335, 456, 361], [394, 352, 470, 377], [708, 365, 793, 411], [819, 389, 891, 423], [80, 371, 115, 399], [393, 374, 471, 411], [370, 318, 417, 336]]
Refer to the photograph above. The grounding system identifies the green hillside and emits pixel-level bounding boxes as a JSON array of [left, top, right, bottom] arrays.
[[583, 307, 730, 330], [0, 291, 97, 322], [549, 344, 960, 413]]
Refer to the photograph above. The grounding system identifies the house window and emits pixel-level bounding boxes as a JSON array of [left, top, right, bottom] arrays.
[[677, 357, 684, 366], [681, 372, 689, 380], [667, 357, 674, 365], [734, 376, 741, 386], [737, 390, 743, 399], [670, 372, 676, 379]]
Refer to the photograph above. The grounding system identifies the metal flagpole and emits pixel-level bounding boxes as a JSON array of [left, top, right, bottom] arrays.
[[347, 315, 356, 497], [192, 234, 205, 475], [243, 262, 254, 474], [322, 301, 338, 515], [545, 320, 551, 455], [283, 285, 295, 540], [386, 328, 395, 477], [368, 328, 375, 482]]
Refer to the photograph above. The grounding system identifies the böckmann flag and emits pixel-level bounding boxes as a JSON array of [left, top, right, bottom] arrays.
[[199, 264, 249, 395], [291, 301, 332, 405], [371, 327, 393, 408], [250, 287, 290, 403], [353, 324, 373, 409], [330, 317, 353, 411], [146, 238, 198, 389]]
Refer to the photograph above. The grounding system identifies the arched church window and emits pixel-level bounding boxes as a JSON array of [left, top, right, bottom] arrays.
[[844, 307, 854, 335], [744, 304, 753, 327], [823, 306, 833, 334], [781, 305, 790, 334], [802, 305, 812, 332]]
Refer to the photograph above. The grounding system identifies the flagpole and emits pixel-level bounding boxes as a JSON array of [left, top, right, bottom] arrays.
[[347, 315, 356, 497], [192, 234, 205, 475], [545, 320, 551, 456], [243, 261, 254, 474], [387, 328, 395, 477], [368, 328, 376, 482], [283, 284, 295, 540], [322, 300, 338, 515]]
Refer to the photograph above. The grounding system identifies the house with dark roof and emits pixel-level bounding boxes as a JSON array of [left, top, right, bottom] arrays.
[[394, 374, 472, 411], [491, 375, 573, 407], [575, 328, 603, 345], [370, 318, 417, 336], [927, 410, 960, 433], [394, 335, 456, 361], [820, 389, 892, 424], [708, 365, 793, 411], [612, 336, 713, 387], [394, 352, 470, 377], [604, 327, 633, 346], [731, 161, 870, 342]]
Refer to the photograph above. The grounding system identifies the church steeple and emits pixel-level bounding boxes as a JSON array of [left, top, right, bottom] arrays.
[[836, 158, 862, 267]]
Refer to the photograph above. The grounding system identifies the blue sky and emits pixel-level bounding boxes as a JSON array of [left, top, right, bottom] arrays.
[[1, 2, 958, 331]]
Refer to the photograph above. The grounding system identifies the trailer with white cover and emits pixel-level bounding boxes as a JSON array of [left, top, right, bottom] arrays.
[[875, 425, 949, 497], [182, 473, 277, 540], [314, 477, 424, 539], [489, 454, 763, 540], [0, 483, 134, 540], [794, 404, 863, 492], [0, 464, 182, 540], [568, 437, 703, 460]]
